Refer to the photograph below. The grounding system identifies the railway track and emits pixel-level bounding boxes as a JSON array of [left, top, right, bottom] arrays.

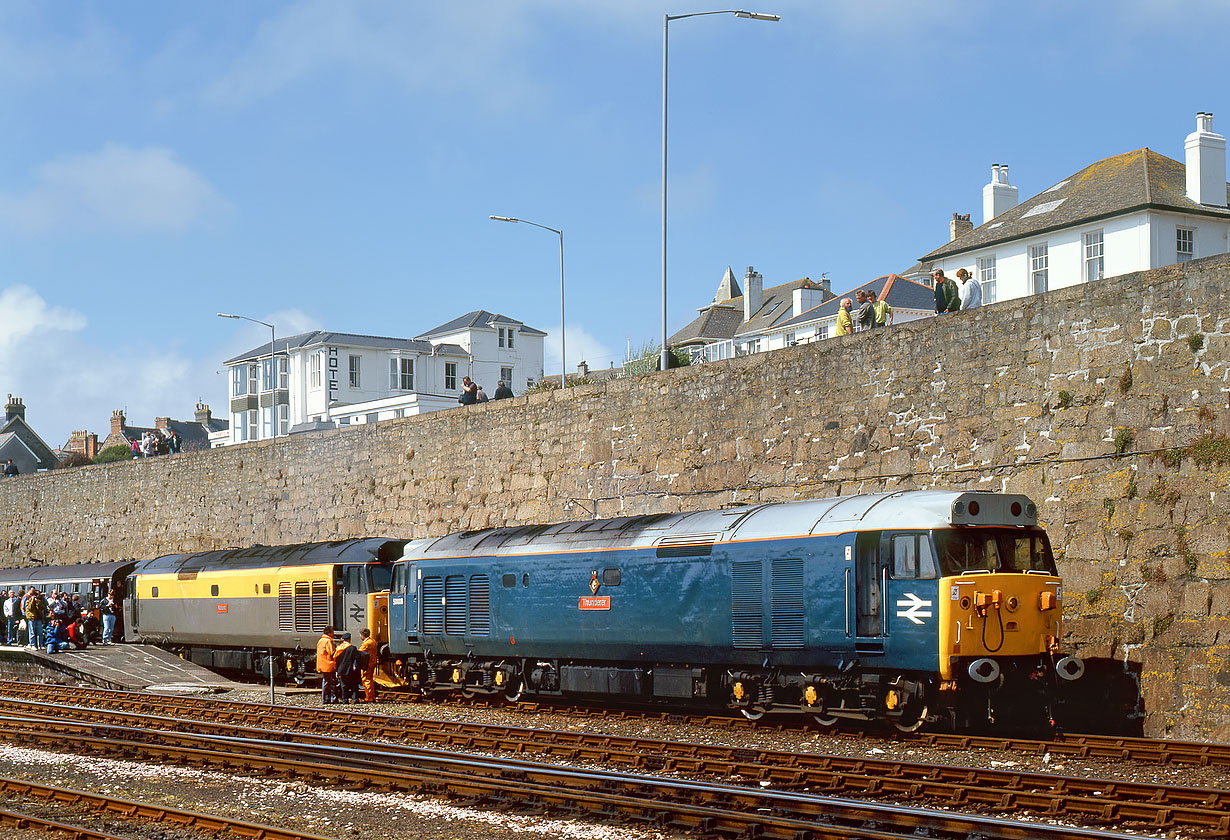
[[0, 684, 1225, 835], [0, 776, 338, 840]]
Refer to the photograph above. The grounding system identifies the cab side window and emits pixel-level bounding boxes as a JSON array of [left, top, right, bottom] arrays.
[[891, 533, 937, 579]]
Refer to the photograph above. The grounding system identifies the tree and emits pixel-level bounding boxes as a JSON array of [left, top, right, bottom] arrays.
[[93, 445, 133, 464]]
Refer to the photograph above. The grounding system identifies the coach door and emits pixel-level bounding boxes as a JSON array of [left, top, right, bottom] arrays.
[[855, 531, 885, 642], [124, 574, 138, 637]]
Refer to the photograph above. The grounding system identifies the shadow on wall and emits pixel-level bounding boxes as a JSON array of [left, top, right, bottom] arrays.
[[1055, 658, 1145, 736]]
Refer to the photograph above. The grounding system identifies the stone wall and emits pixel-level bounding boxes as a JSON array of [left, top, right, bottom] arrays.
[[2, 256, 1228, 737]]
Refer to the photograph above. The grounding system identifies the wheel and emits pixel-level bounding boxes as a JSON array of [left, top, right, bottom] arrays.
[[503, 678, 524, 703], [811, 713, 839, 728], [892, 703, 929, 733], [740, 705, 767, 721]]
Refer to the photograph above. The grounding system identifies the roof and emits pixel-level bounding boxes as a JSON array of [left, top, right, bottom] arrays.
[[923, 148, 1230, 261], [0, 415, 59, 471], [400, 490, 1038, 560], [773, 274, 936, 330], [418, 310, 547, 340], [0, 560, 134, 587], [134, 538, 408, 574], [669, 273, 835, 346], [225, 331, 465, 366]]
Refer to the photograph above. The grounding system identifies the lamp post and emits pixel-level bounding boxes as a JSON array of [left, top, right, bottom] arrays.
[[217, 312, 278, 439], [489, 215, 566, 388], [661, 9, 779, 373]]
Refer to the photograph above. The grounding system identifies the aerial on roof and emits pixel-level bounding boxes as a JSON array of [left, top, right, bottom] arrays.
[[417, 310, 546, 340], [923, 148, 1230, 262]]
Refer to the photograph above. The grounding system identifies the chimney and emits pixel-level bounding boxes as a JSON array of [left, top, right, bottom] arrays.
[[155, 417, 171, 431], [110, 410, 126, 435], [742, 266, 763, 322], [195, 402, 213, 425], [86, 433, 98, 460], [1186, 112, 1227, 208], [983, 162, 1020, 222], [792, 280, 826, 317], [949, 212, 973, 242], [577, 360, 589, 377], [4, 395, 24, 423]]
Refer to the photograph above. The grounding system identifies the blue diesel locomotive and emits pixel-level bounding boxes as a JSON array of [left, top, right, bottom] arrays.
[[387, 490, 1085, 731]]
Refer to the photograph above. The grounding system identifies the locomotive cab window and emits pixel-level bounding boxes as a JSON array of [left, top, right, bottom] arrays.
[[933, 528, 1057, 575], [602, 568, 621, 586], [890, 533, 937, 579], [345, 566, 364, 594]]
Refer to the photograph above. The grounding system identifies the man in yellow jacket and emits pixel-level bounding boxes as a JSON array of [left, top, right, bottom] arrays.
[[358, 628, 378, 703], [315, 626, 337, 705], [834, 298, 853, 337]]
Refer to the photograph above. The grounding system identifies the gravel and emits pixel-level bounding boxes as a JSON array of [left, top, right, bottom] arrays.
[[1, 685, 1227, 839]]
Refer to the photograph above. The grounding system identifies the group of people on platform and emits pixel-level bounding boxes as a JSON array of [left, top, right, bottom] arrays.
[[458, 377, 515, 405], [315, 625, 378, 704], [2, 587, 119, 654], [131, 429, 181, 458]]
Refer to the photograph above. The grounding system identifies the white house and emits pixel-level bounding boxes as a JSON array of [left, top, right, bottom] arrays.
[[921, 113, 1230, 301], [220, 311, 545, 446], [766, 274, 936, 346]]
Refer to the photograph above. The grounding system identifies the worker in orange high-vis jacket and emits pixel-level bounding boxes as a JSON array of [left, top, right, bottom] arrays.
[[358, 627, 378, 703], [316, 626, 338, 704]]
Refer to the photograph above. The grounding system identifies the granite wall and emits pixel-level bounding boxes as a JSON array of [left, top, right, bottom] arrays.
[[2, 255, 1228, 736]]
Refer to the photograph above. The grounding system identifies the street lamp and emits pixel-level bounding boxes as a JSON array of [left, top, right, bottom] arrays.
[[489, 215, 566, 388], [661, 9, 779, 372], [217, 312, 279, 439]]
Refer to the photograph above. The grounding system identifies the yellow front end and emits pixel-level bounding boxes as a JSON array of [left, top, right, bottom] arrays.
[[938, 573, 1063, 680], [366, 591, 409, 688]]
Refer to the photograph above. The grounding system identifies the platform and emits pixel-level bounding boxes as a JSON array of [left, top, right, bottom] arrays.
[[0, 643, 247, 693]]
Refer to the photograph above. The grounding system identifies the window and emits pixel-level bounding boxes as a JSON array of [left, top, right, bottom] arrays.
[[210, 584, 219, 596], [248, 364, 258, 395], [309, 353, 322, 389], [151, 587, 158, 598], [1083, 230, 1104, 283], [349, 355, 361, 388], [389, 357, 414, 390], [232, 412, 247, 442], [263, 583, 271, 594], [278, 404, 288, 436], [1029, 243, 1049, 294], [977, 255, 997, 303], [500, 366, 513, 383], [277, 357, 288, 389], [502, 573, 516, 588], [366, 412, 379, 425], [498, 327, 514, 349], [445, 362, 457, 391], [890, 533, 937, 579], [231, 367, 246, 397], [246, 409, 258, 441], [1177, 227, 1194, 262], [262, 358, 274, 391], [261, 406, 274, 439], [602, 568, 621, 586], [818, 325, 830, 339], [498, 327, 506, 348]]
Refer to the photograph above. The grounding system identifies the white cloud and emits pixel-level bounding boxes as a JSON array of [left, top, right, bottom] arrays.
[[0, 285, 220, 449], [0, 145, 228, 235], [543, 321, 620, 379], [202, 0, 542, 112]]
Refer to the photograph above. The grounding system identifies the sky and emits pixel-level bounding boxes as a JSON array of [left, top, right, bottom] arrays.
[[2, 0, 1229, 449]]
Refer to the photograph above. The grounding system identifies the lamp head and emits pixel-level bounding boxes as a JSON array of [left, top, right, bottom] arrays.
[[734, 10, 780, 20], [489, 215, 519, 223], [217, 313, 239, 319]]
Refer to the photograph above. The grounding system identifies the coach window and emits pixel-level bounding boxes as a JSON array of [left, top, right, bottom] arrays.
[[211, 585, 219, 596], [602, 568, 621, 586], [890, 533, 938, 579]]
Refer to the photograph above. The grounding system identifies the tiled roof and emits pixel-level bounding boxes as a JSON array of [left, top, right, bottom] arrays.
[[668, 304, 744, 346], [670, 275, 835, 346], [225, 331, 463, 365], [923, 148, 1230, 261], [418, 310, 546, 339]]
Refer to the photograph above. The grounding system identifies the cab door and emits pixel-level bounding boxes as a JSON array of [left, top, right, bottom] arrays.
[[855, 531, 885, 644], [338, 565, 368, 634], [388, 563, 418, 646]]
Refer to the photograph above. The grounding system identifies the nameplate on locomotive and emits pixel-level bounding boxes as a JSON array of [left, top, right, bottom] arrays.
[[579, 596, 611, 610]]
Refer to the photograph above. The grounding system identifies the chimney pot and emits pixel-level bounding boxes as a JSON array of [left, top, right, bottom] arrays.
[[742, 267, 764, 322]]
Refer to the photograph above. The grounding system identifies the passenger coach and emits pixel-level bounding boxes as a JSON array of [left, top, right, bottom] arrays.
[[387, 490, 1083, 731]]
